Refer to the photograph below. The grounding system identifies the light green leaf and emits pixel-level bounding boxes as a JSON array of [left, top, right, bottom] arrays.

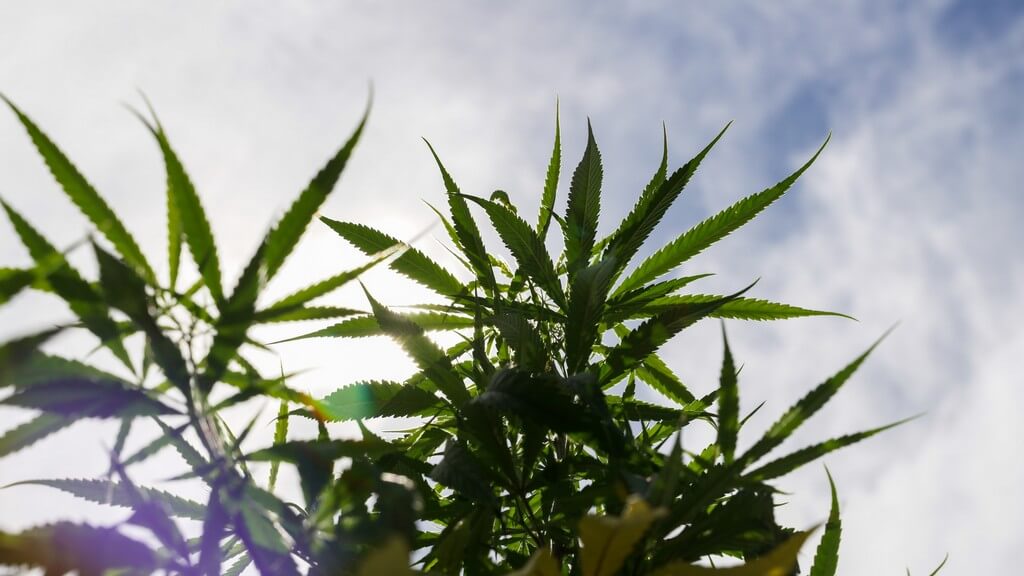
[[537, 102, 561, 240], [364, 289, 470, 406], [425, 140, 496, 292], [462, 194, 566, 309], [320, 217, 463, 296], [2, 96, 155, 283], [142, 112, 224, 302]]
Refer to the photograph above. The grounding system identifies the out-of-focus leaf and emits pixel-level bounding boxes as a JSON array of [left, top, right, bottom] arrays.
[[507, 548, 561, 576], [2, 202, 132, 370], [5, 478, 204, 520], [0, 267, 34, 305], [578, 497, 664, 576], [356, 536, 416, 576], [320, 381, 441, 421], [650, 529, 814, 575], [0, 521, 157, 574], [2, 378, 176, 418], [0, 413, 73, 457]]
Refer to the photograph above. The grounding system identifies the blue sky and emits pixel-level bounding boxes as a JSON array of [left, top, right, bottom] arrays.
[[1, 2, 1021, 574]]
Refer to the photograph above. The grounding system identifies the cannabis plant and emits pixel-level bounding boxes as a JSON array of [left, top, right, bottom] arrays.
[[0, 97, 943, 575]]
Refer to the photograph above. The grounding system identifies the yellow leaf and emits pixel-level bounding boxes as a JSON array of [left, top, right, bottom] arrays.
[[357, 535, 417, 576], [579, 496, 666, 576], [649, 529, 816, 576], [506, 548, 561, 576]]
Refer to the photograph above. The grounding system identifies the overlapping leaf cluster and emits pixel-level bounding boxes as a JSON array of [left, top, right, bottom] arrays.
[[0, 99, 943, 575]]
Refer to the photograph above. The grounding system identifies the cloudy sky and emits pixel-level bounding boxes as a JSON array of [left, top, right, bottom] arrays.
[[1, 1, 1022, 574]]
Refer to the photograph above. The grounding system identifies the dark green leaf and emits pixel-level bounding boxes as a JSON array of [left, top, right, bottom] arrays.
[[614, 136, 829, 296], [0, 521, 157, 574], [741, 331, 888, 466], [717, 325, 739, 464], [2, 377, 177, 418], [603, 124, 728, 280], [277, 311, 473, 342], [744, 417, 915, 482], [143, 112, 224, 302], [599, 283, 753, 386], [809, 469, 841, 576], [563, 121, 603, 279], [2, 201, 132, 370], [462, 194, 566, 309]]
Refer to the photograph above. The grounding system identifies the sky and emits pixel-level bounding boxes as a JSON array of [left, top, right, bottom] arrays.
[[1, 1, 1022, 574]]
